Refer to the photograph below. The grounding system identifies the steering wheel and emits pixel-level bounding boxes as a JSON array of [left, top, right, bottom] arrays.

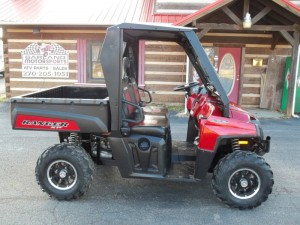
[[174, 81, 199, 91]]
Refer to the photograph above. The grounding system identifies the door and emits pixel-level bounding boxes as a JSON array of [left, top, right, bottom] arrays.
[[217, 48, 241, 104]]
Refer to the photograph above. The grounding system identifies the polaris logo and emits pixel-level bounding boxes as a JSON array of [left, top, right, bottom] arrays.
[[22, 120, 69, 129]]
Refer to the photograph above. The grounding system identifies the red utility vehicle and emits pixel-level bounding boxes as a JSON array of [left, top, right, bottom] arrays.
[[11, 23, 273, 209]]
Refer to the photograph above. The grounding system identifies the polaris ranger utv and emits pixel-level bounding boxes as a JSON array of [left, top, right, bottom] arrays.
[[11, 23, 273, 209]]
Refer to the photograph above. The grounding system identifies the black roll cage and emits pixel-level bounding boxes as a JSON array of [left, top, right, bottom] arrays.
[[100, 22, 230, 136]]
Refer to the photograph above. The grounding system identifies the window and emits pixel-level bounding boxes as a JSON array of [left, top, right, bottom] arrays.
[[154, 0, 216, 14], [87, 41, 104, 82]]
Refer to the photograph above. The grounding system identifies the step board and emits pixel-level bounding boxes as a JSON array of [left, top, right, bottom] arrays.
[[171, 141, 197, 163]]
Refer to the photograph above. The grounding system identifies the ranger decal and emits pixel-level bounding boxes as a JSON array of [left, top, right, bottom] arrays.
[[15, 115, 80, 131]]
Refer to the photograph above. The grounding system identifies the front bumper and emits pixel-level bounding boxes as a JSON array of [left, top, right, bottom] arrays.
[[257, 136, 271, 155], [254, 123, 271, 155]]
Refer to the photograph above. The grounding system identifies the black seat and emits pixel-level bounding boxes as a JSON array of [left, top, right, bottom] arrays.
[[123, 57, 169, 116], [131, 114, 170, 137], [122, 57, 170, 138]]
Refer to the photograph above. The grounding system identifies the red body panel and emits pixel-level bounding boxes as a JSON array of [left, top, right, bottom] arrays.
[[188, 93, 258, 151], [198, 116, 256, 151], [187, 93, 197, 111], [15, 115, 80, 131]]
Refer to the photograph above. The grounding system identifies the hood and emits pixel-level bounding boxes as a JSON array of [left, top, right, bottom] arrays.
[[229, 104, 257, 122]]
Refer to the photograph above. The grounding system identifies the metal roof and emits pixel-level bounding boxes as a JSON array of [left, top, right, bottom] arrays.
[[0, 0, 186, 26]]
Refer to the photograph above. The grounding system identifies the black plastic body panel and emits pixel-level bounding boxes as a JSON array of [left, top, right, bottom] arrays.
[[109, 134, 170, 178], [11, 86, 110, 133]]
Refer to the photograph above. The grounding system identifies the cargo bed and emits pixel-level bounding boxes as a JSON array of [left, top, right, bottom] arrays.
[[11, 86, 110, 133]]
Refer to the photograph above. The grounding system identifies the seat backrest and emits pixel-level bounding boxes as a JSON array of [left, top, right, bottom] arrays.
[[128, 76, 141, 104], [122, 57, 135, 118], [123, 56, 142, 105]]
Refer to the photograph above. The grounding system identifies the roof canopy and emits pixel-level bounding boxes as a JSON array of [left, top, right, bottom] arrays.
[[173, 0, 300, 47], [174, 0, 300, 26]]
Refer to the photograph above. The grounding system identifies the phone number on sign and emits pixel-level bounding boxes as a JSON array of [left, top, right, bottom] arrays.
[[22, 71, 69, 78]]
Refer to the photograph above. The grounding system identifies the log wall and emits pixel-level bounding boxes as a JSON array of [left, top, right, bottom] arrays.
[[144, 41, 186, 104], [4, 27, 105, 97]]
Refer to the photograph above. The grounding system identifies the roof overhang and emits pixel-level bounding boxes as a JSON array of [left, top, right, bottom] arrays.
[[174, 0, 300, 26]]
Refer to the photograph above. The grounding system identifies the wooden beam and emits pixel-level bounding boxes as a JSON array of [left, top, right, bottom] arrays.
[[280, 30, 295, 45], [260, 0, 300, 24], [197, 28, 210, 39], [238, 47, 246, 106], [251, 7, 271, 25], [205, 33, 272, 38], [251, 1, 293, 25], [201, 36, 272, 45], [196, 23, 300, 31], [243, 0, 250, 17], [192, 20, 197, 27], [271, 32, 280, 50], [222, 6, 242, 25], [287, 31, 300, 117]]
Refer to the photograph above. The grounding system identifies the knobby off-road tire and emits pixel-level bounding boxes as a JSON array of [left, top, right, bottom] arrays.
[[212, 151, 274, 209], [35, 143, 95, 200]]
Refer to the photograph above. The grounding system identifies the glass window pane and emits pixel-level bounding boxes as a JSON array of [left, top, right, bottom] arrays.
[[92, 45, 101, 61], [88, 42, 104, 80], [92, 62, 104, 78]]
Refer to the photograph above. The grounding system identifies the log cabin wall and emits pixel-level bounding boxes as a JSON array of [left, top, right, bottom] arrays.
[[2, 27, 293, 107], [144, 41, 187, 105], [4, 27, 105, 97], [242, 44, 291, 108]]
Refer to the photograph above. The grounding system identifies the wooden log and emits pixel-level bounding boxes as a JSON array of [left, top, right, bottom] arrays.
[[260, 55, 286, 110]]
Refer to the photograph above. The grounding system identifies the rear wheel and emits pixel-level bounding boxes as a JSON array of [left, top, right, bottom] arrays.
[[212, 151, 273, 209], [35, 143, 95, 200]]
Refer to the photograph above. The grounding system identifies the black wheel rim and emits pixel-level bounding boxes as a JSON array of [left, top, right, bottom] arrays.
[[228, 168, 261, 199], [47, 160, 77, 190]]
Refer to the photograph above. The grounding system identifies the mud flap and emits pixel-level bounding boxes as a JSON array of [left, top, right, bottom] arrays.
[[194, 149, 215, 180]]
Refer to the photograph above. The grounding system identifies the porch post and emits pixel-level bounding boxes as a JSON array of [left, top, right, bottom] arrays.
[[286, 31, 300, 117]]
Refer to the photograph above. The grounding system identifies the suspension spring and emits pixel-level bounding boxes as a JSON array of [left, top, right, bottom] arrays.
[[232, 139, 240, 151], [68, 133, 79, 144]]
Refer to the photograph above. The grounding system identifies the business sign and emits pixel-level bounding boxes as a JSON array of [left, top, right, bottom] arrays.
[[21, 43, 69, 78]]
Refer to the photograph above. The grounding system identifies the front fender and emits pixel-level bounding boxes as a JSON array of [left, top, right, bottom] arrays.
[[198, 116, 257, 151]]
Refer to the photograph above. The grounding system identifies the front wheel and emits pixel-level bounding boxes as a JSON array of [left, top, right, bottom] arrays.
[[212, 151, 273, 209], [35, 143, 95, 200]]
